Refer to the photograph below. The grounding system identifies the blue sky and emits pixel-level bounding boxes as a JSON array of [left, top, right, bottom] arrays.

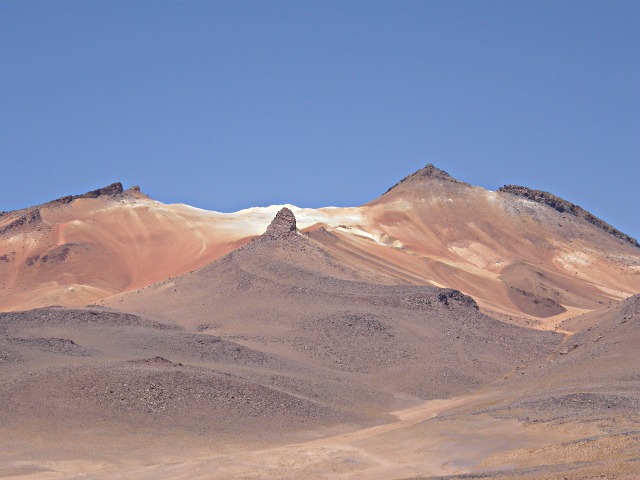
[[1, 1, 638, 240]]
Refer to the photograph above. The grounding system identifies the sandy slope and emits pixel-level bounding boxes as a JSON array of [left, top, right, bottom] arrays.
[[352, 166, 639, 319], [0, 186, 253, 311]]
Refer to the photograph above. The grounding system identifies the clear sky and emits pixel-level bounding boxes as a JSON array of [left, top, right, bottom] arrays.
[[2, 1, 638, 240]]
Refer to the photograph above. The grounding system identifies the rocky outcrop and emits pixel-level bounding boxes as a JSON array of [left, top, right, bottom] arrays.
[[49, 182, 125, 206], [437, 288, 479, 310], [1, 183, 125, 236], [499, 185, 638, 248], [263, 208, 298, 239], [79, 182, 124, 199], [385, 164, 470, 194], [23, 243, 86, 266], [0, 209, 42, 235]]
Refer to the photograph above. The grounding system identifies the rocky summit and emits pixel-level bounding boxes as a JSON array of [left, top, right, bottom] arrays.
[[263, 207, 298, 239], [385, 163, 470, 193]]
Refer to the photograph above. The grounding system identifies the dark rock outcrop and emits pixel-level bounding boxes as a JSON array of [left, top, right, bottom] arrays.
[[23, 243, 84, 266], [499, 185, 638, 248], [42, 182, 124, 207], [437, 288, 479, 310], [0, 209, 42, 235], [385, 164, 470, 194], [79, 182, 124, 199], [263, 208, 298, 239], [3, 183, 127, 219], [49, 182, 124, 206]]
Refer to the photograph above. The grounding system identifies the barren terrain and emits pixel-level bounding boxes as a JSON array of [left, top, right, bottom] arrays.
[[0, 165, 638, 479], [2, 166, 638, 320]]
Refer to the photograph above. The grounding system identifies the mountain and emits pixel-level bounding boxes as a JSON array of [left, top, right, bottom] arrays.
[[101, 208, 561, 400], [1, 165, 638, 325], [0, 184, 254, 310], [0, 208, 563, 477], [1, 172, 639, 479], [350, 164, 638, 321]]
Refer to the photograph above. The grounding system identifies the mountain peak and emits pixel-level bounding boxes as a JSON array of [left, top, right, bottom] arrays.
[[416, 164, 458, 181], [263, 207, 298, 239], [384, 164, 469, 194]]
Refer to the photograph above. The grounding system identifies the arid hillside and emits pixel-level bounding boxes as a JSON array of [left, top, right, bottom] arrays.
[[1, 208, 564, 478], [1, 207, 637, 479], [102, 208, 561, 400], [1, 165, 638, 323], [0, 183, 254, 311], [323, 165, 639, 322]]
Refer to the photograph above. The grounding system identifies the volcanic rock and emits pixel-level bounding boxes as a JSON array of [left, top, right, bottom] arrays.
[[437, 288, 479, 309], [262, 207, 298, 239], [45, 182, 125, 206], [78, 182, 124, 199], [0, 208, 42, 235]]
